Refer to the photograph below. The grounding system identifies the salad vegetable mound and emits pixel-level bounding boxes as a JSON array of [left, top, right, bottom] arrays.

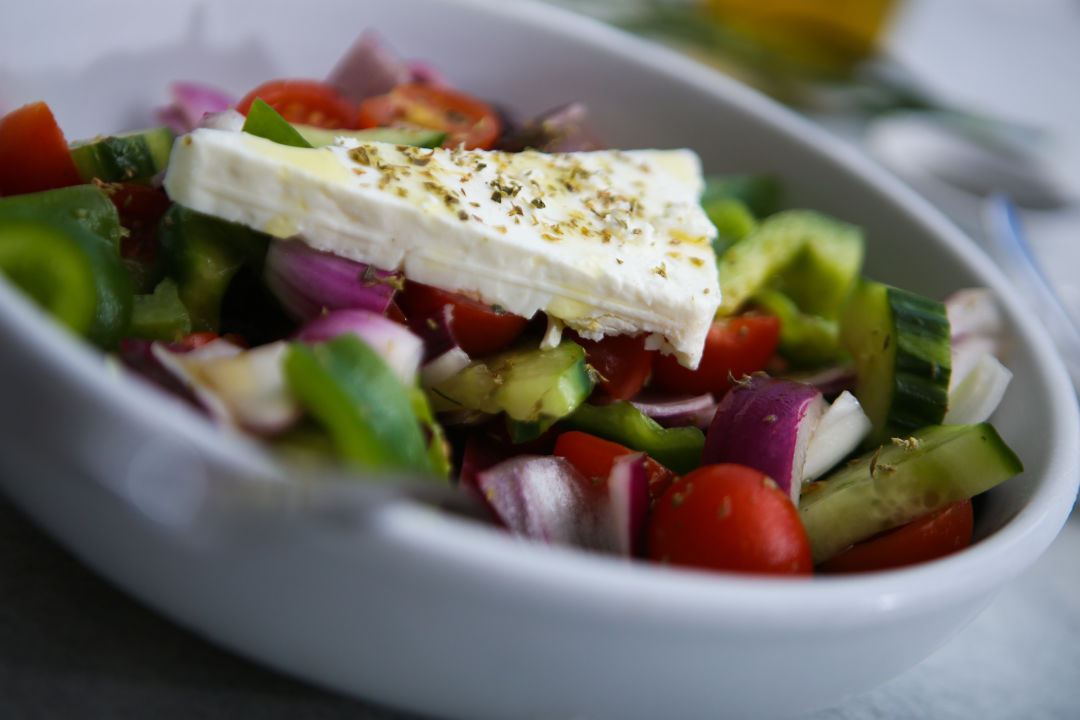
[[0, 31, 1020, 576]]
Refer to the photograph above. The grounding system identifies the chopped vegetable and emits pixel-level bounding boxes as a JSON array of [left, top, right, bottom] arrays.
[[0, 188, 133, 348], [553, 430, 677, 503], [650, 315, 780, 397], [703, 375, 826, 503], [129, 278, 192, 341], [294, 309, 423, 386], [156, 82, 235, 135], [647, 463, 813, 575], [241, 99, 314, 148], [561, 401, 704, 475], [818, 499, 974, 573], [68, 126, 175, 183], [237, 79, 361, 129], [427, 339, 593, 436], [0, 101, 83, 196], [476, 452, 647, 556], [157, 204, 270, 331], [799, 423, 1022, 563], [357, 82, 501, 149], [283, 333, 437, 475], [0, 34, 1025, 579], [264, 237, 400, 321], [839, 279, 952, 446]]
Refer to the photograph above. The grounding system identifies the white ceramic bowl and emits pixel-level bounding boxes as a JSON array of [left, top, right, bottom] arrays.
[[1, 1, 1077, 718]]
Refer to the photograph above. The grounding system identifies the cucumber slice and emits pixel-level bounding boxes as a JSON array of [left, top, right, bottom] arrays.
[[428, 340, 594, 428], [295, 124, 447, 149], [716, 210, 862, 316], [69, 127, 175, 183], [799, 423, 1022, 563], [840, 279, 951, 445], [129, 278, 192, 342], [158, 204, 270, 332]]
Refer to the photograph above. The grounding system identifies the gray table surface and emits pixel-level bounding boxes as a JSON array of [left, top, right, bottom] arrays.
[[2, 488, 1078, 720]]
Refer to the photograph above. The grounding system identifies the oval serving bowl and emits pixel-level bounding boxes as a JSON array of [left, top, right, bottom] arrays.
[[1, 1, 1077, 718]]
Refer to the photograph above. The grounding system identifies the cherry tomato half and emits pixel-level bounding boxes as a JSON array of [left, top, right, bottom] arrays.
[[647, 463, 812, 575], [358, 82, 501, 150], [818, 500, 974, 574], [237, 80, 360, 129], [553, 430, 677, 502], [570, 332, 654, 401], [0, 101, 83, 196], [651, 315, 780, 396], [397, 280, 530, 357]]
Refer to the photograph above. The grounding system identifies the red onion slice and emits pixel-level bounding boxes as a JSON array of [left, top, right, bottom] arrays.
[[801, 390, 871, 482], [325, 31, 442, 103], [476, 455, 612, 550], [198, 109, 247, 133], [629, 392, 717, 429], [156, 82, 236, 135], [152, 339, 302, 436], [118, 338, 203, 409], [779, 364, 857, 398], [945, 287, 1004, 340], [264, 238, 401, 321], [944, 353, 1013, 425], [475, 453, 648, 556], [408, 305, 472, 386], [703, 376, 825, 504], [608, 453, 649, 556], [497, 102, 597, 153]]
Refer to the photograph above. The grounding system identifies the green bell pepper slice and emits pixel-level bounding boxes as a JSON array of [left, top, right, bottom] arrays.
[[561, 400, 705, 474], [283, 334, 442, 477]]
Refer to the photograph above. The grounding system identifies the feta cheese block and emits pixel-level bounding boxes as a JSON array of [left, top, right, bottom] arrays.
[[164, 129, 721, 367]]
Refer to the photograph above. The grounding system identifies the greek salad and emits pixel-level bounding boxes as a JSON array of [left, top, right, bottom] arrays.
[[0, 31, 1022, 576]]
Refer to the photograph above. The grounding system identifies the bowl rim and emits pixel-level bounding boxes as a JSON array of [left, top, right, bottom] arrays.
[[1, 0, 1078, 628]]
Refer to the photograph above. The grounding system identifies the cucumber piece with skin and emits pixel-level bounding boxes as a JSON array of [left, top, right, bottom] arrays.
[[428, 340, 594, 428], [129, 278, 192, 342], [295, 124, 447, 149], [69, 127, 175, 183], [158, 204, 270, 332], [799, 423, 1022, 563], [841, 279, 951, 446]]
